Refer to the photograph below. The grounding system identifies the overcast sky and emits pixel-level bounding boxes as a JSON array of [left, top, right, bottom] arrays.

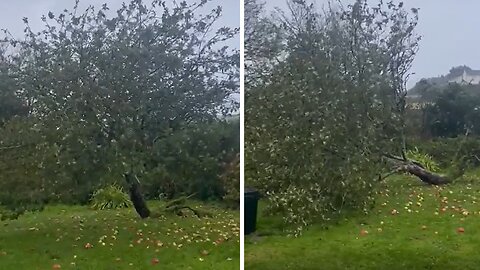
[[1, 1, 479, 89], [0, 0, 240, 105], [265, 0, 480, 88], [0, 0, 240, 49]]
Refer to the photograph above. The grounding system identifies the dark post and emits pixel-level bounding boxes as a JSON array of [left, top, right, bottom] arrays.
[[244, 188, 259, 235]]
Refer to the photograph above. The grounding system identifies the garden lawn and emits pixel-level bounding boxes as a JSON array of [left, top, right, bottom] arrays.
[[0, 201, 239, 270], [245, 176, 480, 270]]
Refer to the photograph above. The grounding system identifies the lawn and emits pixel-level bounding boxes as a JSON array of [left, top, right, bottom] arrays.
[[245, 175, 480, 270], [0, 201, 239, 269]]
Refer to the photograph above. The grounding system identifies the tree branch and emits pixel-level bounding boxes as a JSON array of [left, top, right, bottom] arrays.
[[0, 144, 27, 151]]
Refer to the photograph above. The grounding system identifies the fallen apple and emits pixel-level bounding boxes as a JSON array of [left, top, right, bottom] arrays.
[[151, 258, 160, 265]]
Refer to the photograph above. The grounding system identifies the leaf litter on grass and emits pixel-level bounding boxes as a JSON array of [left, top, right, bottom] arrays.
[[0, 202, 239, 269]]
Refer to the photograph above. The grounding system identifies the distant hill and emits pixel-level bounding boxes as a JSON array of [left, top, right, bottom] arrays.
[[409, 65, 480, 97]]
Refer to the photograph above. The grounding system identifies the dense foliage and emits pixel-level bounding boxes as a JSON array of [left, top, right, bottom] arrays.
[[411, 137, 480, 172], [0, 0, 239, 211], [422, 84, 480, 137], [407, 65, 480, 138], [91, 184, 132, 210], [245, 0, 420, 233], [406, 147, 439, 172], [219, 153, 240, 209]]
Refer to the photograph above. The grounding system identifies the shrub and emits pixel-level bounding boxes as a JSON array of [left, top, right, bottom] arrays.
[[0, 118, 239, 208], [0, 206, 20, 221], [412, 137, 480, 169], [146, 119, 240, 201], [90, 184, 132, 210], [0, 204, 44, 220], [406, 147, 440, 172]]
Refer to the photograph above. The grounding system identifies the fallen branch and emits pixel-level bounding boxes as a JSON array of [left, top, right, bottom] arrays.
[[384, 154, 403, 161], [164, 205, 212, 218], [397, 164, 449, 185], [124, 173, 207, 219], [378, 167, 402, 182], [165, 193, 197, 208], [383, 153, 421, 166], [381, 154, 449, 185]]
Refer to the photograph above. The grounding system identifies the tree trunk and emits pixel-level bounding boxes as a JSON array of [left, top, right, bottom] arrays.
[[398, 164, 449, 185], [124, 173, 151, 218], [382, 154, 449, 185]]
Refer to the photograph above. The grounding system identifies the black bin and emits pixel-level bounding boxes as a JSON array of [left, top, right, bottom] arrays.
[[244, 188, 259, 235]]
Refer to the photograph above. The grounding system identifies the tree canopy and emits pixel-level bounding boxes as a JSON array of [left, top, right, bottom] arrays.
[[0, 0, 239, 212], [245, 0, 420, 233]]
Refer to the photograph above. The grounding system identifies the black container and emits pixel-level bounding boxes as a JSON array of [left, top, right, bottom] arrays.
[[244, 188, 260, 235]]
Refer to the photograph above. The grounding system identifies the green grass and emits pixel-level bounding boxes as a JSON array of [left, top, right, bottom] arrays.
[[246, 176, 480, 270], [0, 201, 239, 269]]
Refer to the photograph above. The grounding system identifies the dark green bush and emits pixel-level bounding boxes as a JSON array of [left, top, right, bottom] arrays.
[[143, 119, 240, 201], [0, 118, 239, 209], [0, 204, 44, 220], [0, 206, 19, 221], [421, 84, 480, 137], [411, 137, 480, 169]]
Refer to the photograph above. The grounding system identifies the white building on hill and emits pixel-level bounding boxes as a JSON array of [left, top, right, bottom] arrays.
[[448, 69, 480, 85]]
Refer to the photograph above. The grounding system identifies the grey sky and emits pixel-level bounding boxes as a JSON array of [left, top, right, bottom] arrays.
[[265, 0, 480, 88], [0, 0, 240, 106], [2, 1, 479, 89], [0, 0, 240, 49]]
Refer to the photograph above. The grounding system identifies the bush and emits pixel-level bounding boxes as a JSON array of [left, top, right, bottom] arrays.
[[421, 84, 480, 137], [406, 147, 440, 172], [90, 184, 132, 210], [0, 204, 44, 220], [0, 206, 20, 221], [0, 118, 239, 208], [144, 119, 240, 201], [412, 137, 480, 169]]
